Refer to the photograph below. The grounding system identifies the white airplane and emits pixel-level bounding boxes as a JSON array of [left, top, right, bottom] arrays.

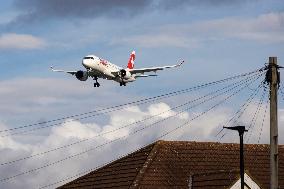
[[51, 51, 184, 87]]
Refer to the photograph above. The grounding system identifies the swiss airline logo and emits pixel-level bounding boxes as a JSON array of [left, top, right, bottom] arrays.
[[99, 58, 108, 66], [127, 51, 135, 69]]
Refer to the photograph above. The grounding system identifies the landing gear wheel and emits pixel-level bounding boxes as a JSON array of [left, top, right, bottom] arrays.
[[120, 81, 126, 86], [93, 76, 100, 87], [94, 82, 100, 87]]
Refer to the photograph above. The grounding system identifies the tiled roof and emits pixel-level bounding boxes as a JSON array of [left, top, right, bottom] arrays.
[[57, 143, 155, 189], [190, 170, 258, 188], [58, 141, 284, 189]]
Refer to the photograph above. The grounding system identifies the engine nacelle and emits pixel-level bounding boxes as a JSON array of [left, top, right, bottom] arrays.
[[75, 70, 88, 81], [120, 69, 132, 79]]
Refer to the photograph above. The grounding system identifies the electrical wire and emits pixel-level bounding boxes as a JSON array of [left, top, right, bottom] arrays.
[[278, 86, 284, 101], [245, 87, 267, 143], [38, 70, 264, 189], [38, 140, 158, 189], [0, 67, 265, 135], [215, 82, 263, 141], [0, 72, 263, 183], [219, 84, 265, 142], [1, 72, 263, 138], [0, 72, 262, 166], [257, 96, 269, 144]]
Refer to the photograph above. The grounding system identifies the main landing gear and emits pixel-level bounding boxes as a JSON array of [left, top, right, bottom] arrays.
[[120, 81, 126, 86], [93, 77, 100, 87], [120, 82, 126, 86]]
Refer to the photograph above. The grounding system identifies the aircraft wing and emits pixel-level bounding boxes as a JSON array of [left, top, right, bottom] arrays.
[[129, 60, 184, 75], [50, 66, 77, 75], [135, 74, 158, 78]]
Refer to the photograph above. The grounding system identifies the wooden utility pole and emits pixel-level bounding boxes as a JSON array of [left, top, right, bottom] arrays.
[[267, 57, 279, 189]]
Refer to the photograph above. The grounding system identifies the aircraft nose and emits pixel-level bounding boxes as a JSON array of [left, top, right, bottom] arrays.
[[82, 59, 88, 67]]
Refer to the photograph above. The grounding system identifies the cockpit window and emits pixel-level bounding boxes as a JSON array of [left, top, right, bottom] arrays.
[[84, 57, 94, 60]]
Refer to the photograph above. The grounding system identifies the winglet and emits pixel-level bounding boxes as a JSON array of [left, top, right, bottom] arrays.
[[177, 60, 185, 67], [50, 66, 65, 73]]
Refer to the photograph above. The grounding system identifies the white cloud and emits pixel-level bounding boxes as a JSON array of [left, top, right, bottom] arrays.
[[0, 77, 127, 118], [1, 76, 284, 188], [0, 123, 29, 151], [51, 120, 101, 140], [191, 12, 284, 43], [0, 96, 284, 188], [0, 102, 190, 188], [0, 33, 46, 50], [113, 12, 284, 48], [114, 34, 200, 49]]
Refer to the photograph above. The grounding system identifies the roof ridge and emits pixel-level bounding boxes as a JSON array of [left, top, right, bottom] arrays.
[[151, 140, 284, 148], [130, 141, 162, 188], [57, 141, 158, 188]]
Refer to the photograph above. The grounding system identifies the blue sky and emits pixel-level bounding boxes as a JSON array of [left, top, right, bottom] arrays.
[[0, 0, 283, 124], [0, 0, 284, 188], [0, 0, 283, 80]]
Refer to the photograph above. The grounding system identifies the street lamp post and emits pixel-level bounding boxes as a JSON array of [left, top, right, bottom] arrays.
[[224, 126, 248, 189]]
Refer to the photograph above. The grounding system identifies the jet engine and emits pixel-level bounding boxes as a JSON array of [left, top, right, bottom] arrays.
[[120, 69, 131, 79], [75, 70, 88, 81]]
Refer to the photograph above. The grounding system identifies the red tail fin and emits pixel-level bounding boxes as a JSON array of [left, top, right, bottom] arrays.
[[127, 50, 135, 69]]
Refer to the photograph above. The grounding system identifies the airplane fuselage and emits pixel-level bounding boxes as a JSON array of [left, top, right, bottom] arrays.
[[82, 55, 136, 83]]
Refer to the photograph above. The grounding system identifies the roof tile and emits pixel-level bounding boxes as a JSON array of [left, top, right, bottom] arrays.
[[58, 141, 284, 189]]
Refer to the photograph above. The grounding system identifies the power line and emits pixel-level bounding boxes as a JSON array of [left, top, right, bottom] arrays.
[[257, 96, 269, 144], [38, 139, 158, 189], [221, 84, 265, 142], [1, 72, 262, 138], [0, 71, 262, 166], [215, 71, 262, 140], [245, 87, 267, 143], [38, 71, 263, 189], [0, 72, 263, 183], [0, 67, 265, 135], [215, 81, 263, 141], [278, 86, 284, 101]]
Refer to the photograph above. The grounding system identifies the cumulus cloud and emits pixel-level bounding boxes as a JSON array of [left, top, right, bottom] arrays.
[[1, 98, 282, 188], [1, 75, 284, 188], [0, 77, 137, 123], [0, 33, 46, 50], [0, 102, 190, 188], [0, 123, 29, 151]]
